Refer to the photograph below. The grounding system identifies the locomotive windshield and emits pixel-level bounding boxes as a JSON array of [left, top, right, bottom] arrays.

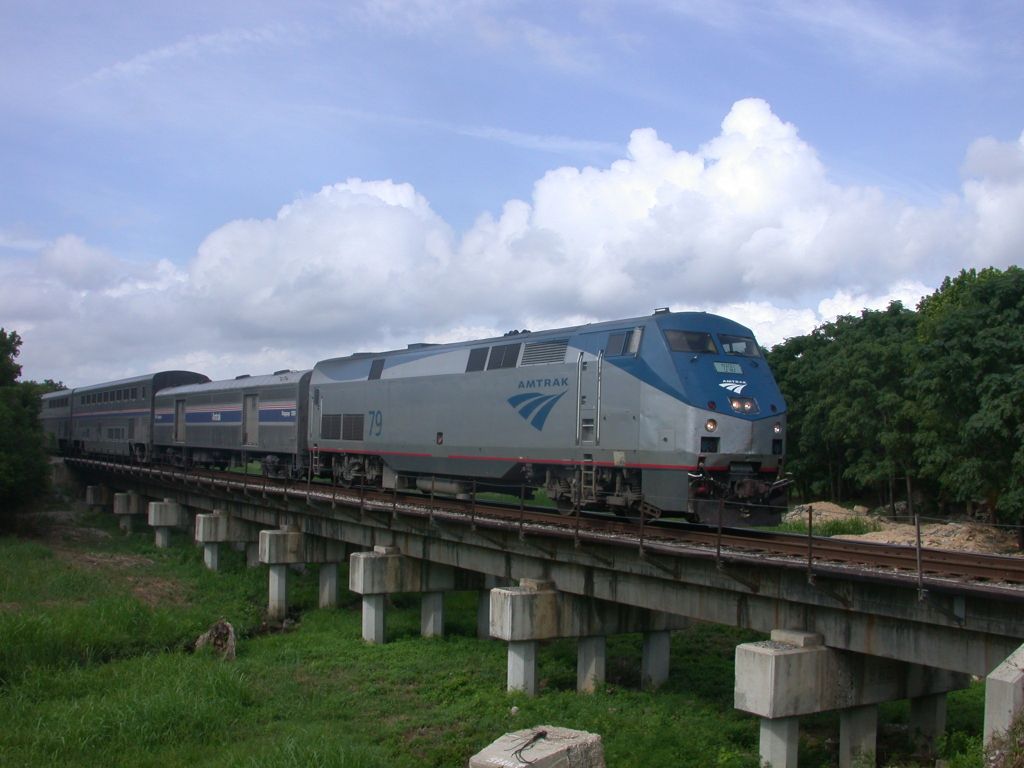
[[665, 330, 717, 353], [718, 334, 761, 357]]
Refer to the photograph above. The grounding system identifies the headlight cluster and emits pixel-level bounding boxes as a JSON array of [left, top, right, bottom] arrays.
[[773, 422, 783, 434], [728, 397, 759, 414], [705, 418, 717, 432]]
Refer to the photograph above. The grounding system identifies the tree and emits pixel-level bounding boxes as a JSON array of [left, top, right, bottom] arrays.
[[0, 328, 22, 386], [0, 329, 51, 524], [913, 267, 1024, 524]]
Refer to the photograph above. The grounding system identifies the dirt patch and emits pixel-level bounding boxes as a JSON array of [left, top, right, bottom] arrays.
[[47, 547, 187, 607], [836, 521, 1022, 555], [785, 502, 870, 524]]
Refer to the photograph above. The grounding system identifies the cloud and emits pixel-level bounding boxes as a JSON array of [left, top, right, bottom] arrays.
[[7, 98, 1024, 384], [85, 25, 293, 83]]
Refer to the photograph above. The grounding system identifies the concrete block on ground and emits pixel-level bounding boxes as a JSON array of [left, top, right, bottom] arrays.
[[469, 725, 605, 768], [984, 641, 1024, 747], [259, 529, 346, 565]]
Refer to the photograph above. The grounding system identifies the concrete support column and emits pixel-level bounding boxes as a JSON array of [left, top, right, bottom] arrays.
[[909, 693, 946, 756], [259, 528, 345, 621], [319, 563, 339, 609], [349, 546, 466, 644], [477, 590, 491, 639], [203, 543, 219, 571], [508, 640, 538, 695], [735, 629, 970, 768], [984, 641, 1024, 748], [490, 580, 688, 697], [641, 629, 671, 689], [113, 492, 143, 533], [268, 564, 288, 621], [421, 592, 444, 638], [362, 594, 386, 644], [147, 498, 188, 549], [195, 511, 263, 572], [759, 716, 799, 768], [85, 484, 110, 511], [839, 704, 877, 768], [577, 636, 607, 693]]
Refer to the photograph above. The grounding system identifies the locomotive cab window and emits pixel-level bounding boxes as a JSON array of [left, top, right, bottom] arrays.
[[665, 330, 717, 353], [605, 328, 642, 357], [368, 358, 385, 380], [718, 334, 761, 357]]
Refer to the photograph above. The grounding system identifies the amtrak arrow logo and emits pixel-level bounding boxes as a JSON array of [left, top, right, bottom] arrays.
[[719, 380, 748, 394], [507, 390, 567, 431]]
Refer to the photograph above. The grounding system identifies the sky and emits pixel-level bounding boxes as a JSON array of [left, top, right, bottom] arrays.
[[2, 0, 1023, 386]]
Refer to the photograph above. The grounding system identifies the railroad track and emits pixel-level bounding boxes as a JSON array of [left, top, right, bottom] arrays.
[[71, 458, 1024, 593]]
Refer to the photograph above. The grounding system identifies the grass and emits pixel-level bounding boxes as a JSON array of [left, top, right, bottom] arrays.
[[0, 502, 990, 767]]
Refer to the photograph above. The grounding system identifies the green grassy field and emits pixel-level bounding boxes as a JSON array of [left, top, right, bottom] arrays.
[[0, 505, 987, 767]]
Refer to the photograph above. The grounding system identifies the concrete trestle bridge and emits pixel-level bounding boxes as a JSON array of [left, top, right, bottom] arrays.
[[62, 458, 1024, 768]]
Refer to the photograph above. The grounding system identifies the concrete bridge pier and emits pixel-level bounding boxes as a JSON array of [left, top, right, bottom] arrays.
[[194, 511, 262, 571], [489, 579, 688, 696], [984, 641, 1024, 749], [85, 484, 112, 512], [147, 498, 189, 548], [259, 528, 346, 620], [734, 630, 972, 768], [112, 491, 144, 533], [349, 546, 477, 643]]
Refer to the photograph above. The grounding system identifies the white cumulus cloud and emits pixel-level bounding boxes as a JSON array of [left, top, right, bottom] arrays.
[[6, 98, 1024, 385]]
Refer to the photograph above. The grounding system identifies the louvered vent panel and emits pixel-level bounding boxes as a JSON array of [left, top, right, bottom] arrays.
[[520, 339, 569, 366]]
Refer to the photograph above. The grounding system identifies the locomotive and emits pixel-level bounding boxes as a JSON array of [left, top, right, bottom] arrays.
[[40, 310, 789, 524]]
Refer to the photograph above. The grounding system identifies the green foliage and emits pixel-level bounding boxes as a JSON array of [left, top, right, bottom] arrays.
[[0, 331, 63, 523], [913, 267, 1024, 523], [0, 328, 22, 386], [769, 266, 1024, 523]]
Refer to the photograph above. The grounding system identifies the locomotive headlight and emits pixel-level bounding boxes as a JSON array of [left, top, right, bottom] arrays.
[[705, 418, 717, 432], [728, 396, 760, 415], [773, 422, 783, 434]]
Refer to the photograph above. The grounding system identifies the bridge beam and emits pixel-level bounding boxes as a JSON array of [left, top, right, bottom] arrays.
[[734, 630, 971, 768], [984, 641, 1024, 749], [349, 546, 481, 643], [195, 511, 262, 571], [489, 579, 688, 695], [259, 529, 347, 620]]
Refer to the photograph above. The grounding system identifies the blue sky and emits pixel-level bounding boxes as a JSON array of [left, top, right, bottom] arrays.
[[2, 1, 1023, 384]]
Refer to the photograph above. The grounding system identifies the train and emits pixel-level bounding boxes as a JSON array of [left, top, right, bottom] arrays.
[[40, 309, 790, 524]]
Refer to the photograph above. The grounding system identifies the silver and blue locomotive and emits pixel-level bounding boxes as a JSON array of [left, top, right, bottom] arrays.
[[309, 309, 787, 522]]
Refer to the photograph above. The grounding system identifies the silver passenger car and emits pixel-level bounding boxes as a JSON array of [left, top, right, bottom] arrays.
[[72, 371, 209, 460], [40, 390, 72, 453], [152, 370, 311, 476]]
